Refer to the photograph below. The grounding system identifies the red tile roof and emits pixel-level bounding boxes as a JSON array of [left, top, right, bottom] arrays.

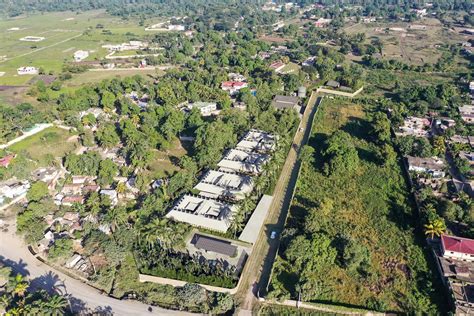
[[441, 234, 474, 255], [62, 196, 84, 204], [270, 62, 285, 69], [221, 81, 247, 88], [0, 155, 15, 167]]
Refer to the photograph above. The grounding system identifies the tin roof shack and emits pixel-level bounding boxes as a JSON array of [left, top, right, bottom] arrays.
[[395, 117, 431, 138], [271, 95, 300, 112], [459, 105, 474, 124], [31, 167, 60, 189], [407, 156, 446, 178], [0, 178, 30, 205]]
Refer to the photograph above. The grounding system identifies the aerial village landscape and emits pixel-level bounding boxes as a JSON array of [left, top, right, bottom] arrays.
[[0, 0, 473, 315]]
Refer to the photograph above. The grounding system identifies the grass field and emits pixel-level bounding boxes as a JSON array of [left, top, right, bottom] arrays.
[[65, 68, 164, 87], [344, 18, 470, 65], [144, 139, 188, 179], [268, 98, 444, 313], [280, 62, 301, 74], [0, 10, 167, 85], [9, 126, 78, 166]]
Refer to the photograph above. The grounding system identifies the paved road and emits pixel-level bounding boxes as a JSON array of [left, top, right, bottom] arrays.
[[236, 92, 321, 313], [0, 217, 195, 316]]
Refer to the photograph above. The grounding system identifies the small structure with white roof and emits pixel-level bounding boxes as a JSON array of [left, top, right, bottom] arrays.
[[166, 195, 238, 233]]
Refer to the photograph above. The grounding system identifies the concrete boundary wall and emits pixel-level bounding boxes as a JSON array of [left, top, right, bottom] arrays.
[[138, 273, 240, 294], [316, 86, 363, 98]]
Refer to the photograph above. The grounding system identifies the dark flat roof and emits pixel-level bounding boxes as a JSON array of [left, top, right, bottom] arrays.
[[191, 234, 237, 257], [271, 95, 299, 109]]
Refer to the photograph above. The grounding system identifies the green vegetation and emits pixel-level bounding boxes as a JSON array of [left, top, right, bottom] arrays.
[[0, 267, 68, 314], [268, 99, 443, 313]]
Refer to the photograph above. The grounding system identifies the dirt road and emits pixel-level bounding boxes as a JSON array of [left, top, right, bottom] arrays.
[[236, 92, 320, 314]]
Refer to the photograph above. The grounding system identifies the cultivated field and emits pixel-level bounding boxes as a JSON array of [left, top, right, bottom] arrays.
[[0, 10, 166, 85]]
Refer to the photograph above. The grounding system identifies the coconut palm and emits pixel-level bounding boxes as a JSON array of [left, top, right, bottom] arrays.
[[424, 219, 446, 239], [116, 182, 127, 196], [44, 294, 68, 314], [105, 206, 128, 232]]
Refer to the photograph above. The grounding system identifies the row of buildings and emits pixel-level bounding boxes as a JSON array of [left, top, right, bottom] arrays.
[[166, 129, 276, 233]]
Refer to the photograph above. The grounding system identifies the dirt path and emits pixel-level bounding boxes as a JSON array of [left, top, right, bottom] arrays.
[[236, 92, 320, 314]]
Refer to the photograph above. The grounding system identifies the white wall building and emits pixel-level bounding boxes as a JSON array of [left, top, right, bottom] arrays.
[[74, 50, 89, 62], [17, 66, 38, 75], [187, 102, 217, 116]]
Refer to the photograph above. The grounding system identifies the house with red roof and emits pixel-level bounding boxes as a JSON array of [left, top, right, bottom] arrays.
[[0, 155, 15, 168], [269, 61, 286, 73], [441, 234, 474, 262], [221, 81, 248, 96]]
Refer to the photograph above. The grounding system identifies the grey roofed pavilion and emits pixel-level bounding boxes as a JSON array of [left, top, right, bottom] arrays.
[[191, 234, 237, 257], [271, 95, 299, 110]]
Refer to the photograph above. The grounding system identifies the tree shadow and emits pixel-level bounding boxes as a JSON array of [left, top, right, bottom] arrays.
[[0, 256, 30, 277], [93, 305, 114, 315], [355, 147, 378, 164], [29, 271, 66, 295], [341, 116, 371, 141], [68, 296, 88, 313]]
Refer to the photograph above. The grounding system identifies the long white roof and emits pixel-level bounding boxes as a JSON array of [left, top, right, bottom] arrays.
[[166, 195, 238, 233], [194, 170, 253, 200]]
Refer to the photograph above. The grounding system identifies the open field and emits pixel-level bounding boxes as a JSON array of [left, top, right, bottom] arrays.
[[280, 62, 301, 74], [9, 126, 78, 166], [144, 139, 188, 179], [344, 18, 471, 65], [65, 68, 164, 87], [0, 10, 166, 85], [268, 98, 445, 313]]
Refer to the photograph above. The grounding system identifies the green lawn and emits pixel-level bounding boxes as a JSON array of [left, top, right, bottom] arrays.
[[268, 98, 444, 313], [9, 126, 78, 166], [280, 62, 301, 74], [0, 10, 165, 85], [144, 139, 188, 179], [65, 68, 163, 87]]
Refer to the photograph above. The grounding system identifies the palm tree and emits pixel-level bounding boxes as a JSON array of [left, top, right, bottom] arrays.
[[105, 206, 128, 232], [13, 282, 28, 298], [424, 219, 446, 239], [116, 182, 127, 196], [44, 294, 68, 314]]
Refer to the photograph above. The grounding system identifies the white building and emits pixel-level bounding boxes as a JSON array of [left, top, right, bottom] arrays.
[[74, 50, 89, 62], [221, 81, 248, 95], [100, 189, 118, 206], [236, 130, 276, 153], [459, 105, 474, 124], [166, 195, 238, 233], [218, 149, 269, 175], [187, 102, 217, 116], [194, 170, 253, 201], [168, 24, 185, 31], [17, 66, 38, 75], [407, 156, 446, 178], [0, 179, 30, 202], [441, 234, 474, 262], [395, 116, 431, 137]]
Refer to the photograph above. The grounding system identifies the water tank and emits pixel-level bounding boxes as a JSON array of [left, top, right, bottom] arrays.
[[298, 86, 307, 98]]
